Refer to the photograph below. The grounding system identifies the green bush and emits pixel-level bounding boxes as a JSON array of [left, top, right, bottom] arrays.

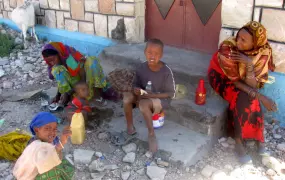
[[0, 33, 14, 57]]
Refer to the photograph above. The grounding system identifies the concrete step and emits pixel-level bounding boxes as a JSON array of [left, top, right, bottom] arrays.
[[107, 109, 213, 166], [99, 43, 228, 137]]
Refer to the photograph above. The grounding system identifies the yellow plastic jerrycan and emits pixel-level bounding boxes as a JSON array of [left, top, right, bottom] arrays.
[[70, 112, 85, 145]]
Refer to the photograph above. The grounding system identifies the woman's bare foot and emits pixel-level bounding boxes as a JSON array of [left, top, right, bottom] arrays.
[[148, 134, 158, 153], [235, 142, 246, 156], [127, 126, 136, 135]]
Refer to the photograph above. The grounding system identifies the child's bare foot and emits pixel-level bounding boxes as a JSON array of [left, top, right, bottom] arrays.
[[148, 134, 158, 153], [127, 126, 136, 135]]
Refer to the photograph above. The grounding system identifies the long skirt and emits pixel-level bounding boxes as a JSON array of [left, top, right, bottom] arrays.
[[51, 56, 108, 100], [208, 69, 264, 142]]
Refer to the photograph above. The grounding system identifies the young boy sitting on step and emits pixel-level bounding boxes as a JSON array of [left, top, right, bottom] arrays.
[[123, 39, 176, 153]]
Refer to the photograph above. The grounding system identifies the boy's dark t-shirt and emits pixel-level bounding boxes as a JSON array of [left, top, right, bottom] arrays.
[[133, 61, 175, 108]]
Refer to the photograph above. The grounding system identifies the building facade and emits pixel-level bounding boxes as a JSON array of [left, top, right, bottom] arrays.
[[0, 0, 285, 72]]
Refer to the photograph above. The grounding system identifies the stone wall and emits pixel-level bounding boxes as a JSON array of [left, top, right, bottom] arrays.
[[220, 0, 285, 73], [0, 0, 145, 42]]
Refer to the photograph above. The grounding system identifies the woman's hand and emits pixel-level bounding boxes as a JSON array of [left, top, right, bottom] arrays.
[[259, 95, 278, 112], [230, 52, 253, 65], [59, 93, 69, 105], [60, 126, 72, 146]]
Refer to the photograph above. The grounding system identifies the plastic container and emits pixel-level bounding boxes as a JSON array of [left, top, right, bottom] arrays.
[[152, 112, 165, 129], [70, 112, 85, 145], [195, 79, 206, 105]]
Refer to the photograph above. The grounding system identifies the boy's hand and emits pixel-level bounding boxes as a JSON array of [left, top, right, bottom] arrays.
[[133, 88, 141, 96], [60, 126, 72, 145]]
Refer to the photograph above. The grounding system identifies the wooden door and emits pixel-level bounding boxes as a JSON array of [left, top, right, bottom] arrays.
[[184, 1, 222, 53], [146, 0, 222, 53], [145, 0, 185, 48]]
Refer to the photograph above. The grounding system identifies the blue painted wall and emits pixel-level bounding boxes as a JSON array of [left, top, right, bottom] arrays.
[[0, 18, 115, 56]]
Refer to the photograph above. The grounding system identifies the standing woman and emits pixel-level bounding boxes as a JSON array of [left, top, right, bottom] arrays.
[[208, 21, 277, 163], [42, 42, 108, 105]]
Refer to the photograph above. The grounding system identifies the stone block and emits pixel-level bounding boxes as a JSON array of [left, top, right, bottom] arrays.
[[108, 15, 122, 38], [3, 0, 10, 11], [85, 12, 93, 22], [222, 0, 253, 28], [10, 0, 17, 8], [39, 0, 48, 8], [116, 2, 135, 16], [65, 19, 78, 32], [16, 0, 24, 6], [270, 42, 285, 73], [60, 0, 70, 10], [64, 12, 70, 18], [99, 0, 115, 14], [253, 8, 261, 22], [85, 0, 98, 13], [79, 21, 94, 35], [2, 11, 8, 19], [135, 1, 145, 17], [124, 0, 134, 2], [255, 0, 283, 8], [45, 10, 56, 28], [262, 9, 285, 42], [56, 11, 64, 29], [124, 17, 137, 41], [71, 0, 85, 20], [48, 0, 59, 9], [219, 28, 232, 46], [94, 14, 108, 37]]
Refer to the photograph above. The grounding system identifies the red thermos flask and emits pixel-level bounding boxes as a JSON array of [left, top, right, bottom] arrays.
[[195, 79, 206, 105]]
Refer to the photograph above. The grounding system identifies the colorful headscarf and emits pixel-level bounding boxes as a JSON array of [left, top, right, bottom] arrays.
[[42, 42, 85, 80], [218, 21, 275, 88]]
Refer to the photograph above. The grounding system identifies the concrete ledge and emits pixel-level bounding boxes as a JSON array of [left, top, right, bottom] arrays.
[[0, 18, 115, 56]]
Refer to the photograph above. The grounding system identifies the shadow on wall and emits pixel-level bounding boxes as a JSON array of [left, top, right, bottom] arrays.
[[0, 18, 115, 56]]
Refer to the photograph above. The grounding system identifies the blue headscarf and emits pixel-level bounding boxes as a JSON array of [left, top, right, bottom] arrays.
[[29, 112, 59, 145]]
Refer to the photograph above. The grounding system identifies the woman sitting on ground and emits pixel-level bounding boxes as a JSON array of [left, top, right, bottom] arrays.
[[13, 112, 73, 180], [42, 42, 108, 106], [208, 21, 277, 164]]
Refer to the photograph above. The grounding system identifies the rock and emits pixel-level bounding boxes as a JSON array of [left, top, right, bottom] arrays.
[[74, 149, 95, 164], [3, 81, 13, 89], [266, 169, 276, 176], [224, 164, 233, 171], [95, 152, 103, 158], [246, 140, 256, 148], [123, 165, 131, 171], [90, 172, 106, 180], [22, 63, 35, 72], [218, 137, 227, 143], [29, 71, 40, 78], [221, 142, 229, 148], [0, 69, 4, 77], [123, 152, 136, 164], [136, 168, 145, 175], [262, 156, 285, 175], [277, 143, 285, 152], [5, 174, 13, 180], [211, 170, 228, 180], [1, 29, 7, 34], [89, 159, 105, 172], [0, 163, 10, 172], [121, 171, 131, 180], [273, 134, 282, 139], [157, 158, 169, 167], [104, 164, 119, 170], [201, 165, 218, 178], [0, 58, 9, 66], [147, 166, 167, 180], [145, 151, 153, 158], [14, 37, 23, 45], [98, 132, 109, 140], [122, 143, 137, 153], [230, 168, 243, 179], [15, 59, 25, 67], [227, 137, 236, 145]]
